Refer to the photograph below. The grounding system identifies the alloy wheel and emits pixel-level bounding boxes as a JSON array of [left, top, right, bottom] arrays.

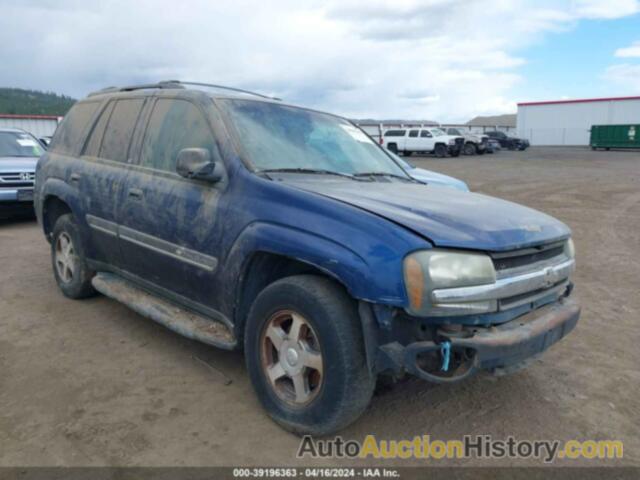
[[260, 310, 324, 406]]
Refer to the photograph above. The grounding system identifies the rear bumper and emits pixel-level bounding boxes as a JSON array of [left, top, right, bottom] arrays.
[[381, 298, 580, 382]]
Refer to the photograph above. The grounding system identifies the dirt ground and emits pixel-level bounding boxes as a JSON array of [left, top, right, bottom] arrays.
[[1, 147, 638, 467]]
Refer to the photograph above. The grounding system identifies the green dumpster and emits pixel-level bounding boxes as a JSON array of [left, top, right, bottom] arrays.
[[590, 124, 640, 150]]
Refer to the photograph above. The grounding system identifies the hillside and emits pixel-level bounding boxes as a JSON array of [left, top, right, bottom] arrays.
[[0, 88, 76, 116]]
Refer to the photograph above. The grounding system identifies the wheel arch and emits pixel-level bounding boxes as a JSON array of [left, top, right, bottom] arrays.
[[42, 196, 72, 240], [39, 178, 86, 242], [225, 222, 380, 342], [234, 251, 350, 342]]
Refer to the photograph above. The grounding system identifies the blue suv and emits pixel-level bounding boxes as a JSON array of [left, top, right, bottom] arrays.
[[35, 81, 579, 435]]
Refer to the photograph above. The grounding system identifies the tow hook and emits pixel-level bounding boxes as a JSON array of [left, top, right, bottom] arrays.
[[403, 340, 478, 384], [440, 341, 451, 372]]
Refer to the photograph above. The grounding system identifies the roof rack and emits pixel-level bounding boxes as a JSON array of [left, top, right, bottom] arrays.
[[87, 81, 184, 97], [172, 81, 280, 100], [87, 80, 280, 100]]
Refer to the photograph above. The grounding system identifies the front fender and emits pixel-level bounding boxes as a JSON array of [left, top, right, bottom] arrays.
[[223, 221, 407, 306]]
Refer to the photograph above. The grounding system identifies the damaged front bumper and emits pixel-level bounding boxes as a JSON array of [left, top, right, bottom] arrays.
[[376, 298, 580, 383]]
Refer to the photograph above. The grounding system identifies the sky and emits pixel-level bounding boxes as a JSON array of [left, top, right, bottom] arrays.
[[1, 0, 639, 122]]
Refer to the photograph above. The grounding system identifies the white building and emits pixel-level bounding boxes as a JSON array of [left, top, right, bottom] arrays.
[[0, 114, 61, 138], [517, 96, 640, 146]]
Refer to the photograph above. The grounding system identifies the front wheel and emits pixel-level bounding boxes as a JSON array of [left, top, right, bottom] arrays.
[[244, 275, 375, 435]]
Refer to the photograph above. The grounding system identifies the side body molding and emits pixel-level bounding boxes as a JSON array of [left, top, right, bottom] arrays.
[[85, 214, 219, 273]]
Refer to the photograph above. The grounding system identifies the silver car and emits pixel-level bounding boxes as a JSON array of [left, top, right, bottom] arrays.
[[0, 128, 44, 218]]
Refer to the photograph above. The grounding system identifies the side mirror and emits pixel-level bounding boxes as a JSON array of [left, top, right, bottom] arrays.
[[176, 148, 221, 182]]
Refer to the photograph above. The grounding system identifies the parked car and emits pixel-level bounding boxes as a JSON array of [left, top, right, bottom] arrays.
[[381, 127, 464, 157], [485, 130, 529, 150], [387, 150, 470, 191], [35, 81, 579, 435], [485, 138, 501, 153], [444, 127, 487, 155], [0, 128, 44, 218]]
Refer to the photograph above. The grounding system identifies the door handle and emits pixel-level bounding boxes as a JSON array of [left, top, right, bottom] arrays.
[[69, 173, 81, 183], [128, 188, 143, 199]]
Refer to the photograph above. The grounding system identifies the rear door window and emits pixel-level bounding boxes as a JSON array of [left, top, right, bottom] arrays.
[[139, 98, 217, 172], [49, 101, 100, 155], [99, 98, 145, 163], [409, 130, 419, 138]]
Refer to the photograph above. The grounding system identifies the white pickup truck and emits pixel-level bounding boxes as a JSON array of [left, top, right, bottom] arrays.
[[381, 127, 464, 157]]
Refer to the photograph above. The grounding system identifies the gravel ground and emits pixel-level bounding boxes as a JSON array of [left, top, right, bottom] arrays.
[[0, 147, 638, 467]]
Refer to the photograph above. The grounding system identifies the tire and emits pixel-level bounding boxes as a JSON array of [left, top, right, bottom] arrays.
[[434, 144, 447, 158], [476, 146, 486, 155], [51, 213, 96, 299], [244, 275, 375, 435], [402, 151, 412, 157], [463, 143, 476, 155], [387, 143, 398, 154]]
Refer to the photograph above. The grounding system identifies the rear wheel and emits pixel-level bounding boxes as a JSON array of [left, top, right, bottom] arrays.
[[244, 275, 375, 435], [434, 144, 447, 157], [51, 214, 96, 299]]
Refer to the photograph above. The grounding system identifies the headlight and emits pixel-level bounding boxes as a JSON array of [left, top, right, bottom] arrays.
[[564, 238, 575, 259], [403, 250, 496, 316]]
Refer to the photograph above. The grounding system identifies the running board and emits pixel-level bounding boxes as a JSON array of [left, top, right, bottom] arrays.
[[92, 273, 236, 350]]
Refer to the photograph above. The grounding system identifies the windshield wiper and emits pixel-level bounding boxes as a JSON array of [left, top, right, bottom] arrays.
[[354, 171, 415, 182], [257, 168, 369, 181]]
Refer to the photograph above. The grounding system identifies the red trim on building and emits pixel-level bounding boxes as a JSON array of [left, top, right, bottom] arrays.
[[518, 96, 640, 107], [0, 113, 61, 120]]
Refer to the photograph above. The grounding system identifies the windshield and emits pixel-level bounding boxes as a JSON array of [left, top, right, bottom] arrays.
[[431, 128, 446, 137], [220, 100, 407, 177], [0, 132, 45, 158]]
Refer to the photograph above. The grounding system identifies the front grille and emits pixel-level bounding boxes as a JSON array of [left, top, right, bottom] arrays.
[[0, 172, 35, 187], [491, 242, 565, 271], [499, 280, 569, 311], [490, 241, 572, 311]]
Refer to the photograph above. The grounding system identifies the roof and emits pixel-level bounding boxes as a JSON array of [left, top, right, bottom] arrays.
[[466, 114, 516, 127], [87, 80, 280, 101], [0, 113, 61, 120], [518, 96, 640, 107]]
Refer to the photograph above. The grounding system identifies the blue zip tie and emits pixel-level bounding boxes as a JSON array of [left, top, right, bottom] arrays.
[[440, 341, 451, 372]]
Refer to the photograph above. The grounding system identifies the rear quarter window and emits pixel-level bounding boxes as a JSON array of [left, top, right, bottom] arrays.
[[49, 101, 101, 155]]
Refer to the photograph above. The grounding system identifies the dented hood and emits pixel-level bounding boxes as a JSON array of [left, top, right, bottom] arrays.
[[284, 179, 570, 252]]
